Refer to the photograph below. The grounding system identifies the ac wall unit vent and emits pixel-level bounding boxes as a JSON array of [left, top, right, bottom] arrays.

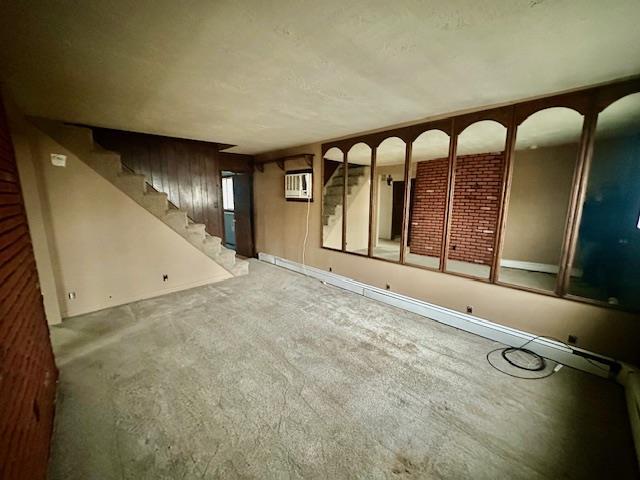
[[284, 169, 313, 201]]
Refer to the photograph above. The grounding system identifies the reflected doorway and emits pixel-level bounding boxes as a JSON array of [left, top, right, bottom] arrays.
[[221, 171, 254, 258]]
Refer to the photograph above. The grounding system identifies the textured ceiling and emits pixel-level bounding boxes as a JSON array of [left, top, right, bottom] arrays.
[[1, 0, 640, 155]]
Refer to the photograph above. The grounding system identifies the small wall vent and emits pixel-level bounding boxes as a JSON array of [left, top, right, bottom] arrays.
[[284, 170, 313, 201]]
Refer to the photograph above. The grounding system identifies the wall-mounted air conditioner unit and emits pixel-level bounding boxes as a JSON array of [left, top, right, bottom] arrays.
[[284, 169, 313, 201]]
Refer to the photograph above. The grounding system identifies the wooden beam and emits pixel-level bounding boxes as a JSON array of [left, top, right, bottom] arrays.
[[255, 153, 315, 172]]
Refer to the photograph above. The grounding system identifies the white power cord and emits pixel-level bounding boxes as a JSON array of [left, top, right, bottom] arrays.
[[301, 193, 311, 272]]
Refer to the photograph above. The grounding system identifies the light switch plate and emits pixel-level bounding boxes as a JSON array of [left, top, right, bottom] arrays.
[[51, 153, 67, 167]]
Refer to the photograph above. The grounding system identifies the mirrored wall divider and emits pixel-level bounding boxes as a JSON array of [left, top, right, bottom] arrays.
[[558, 103, 598, 297], [491, 110, 517, 283], [342, 149, 348, 252], [320, 77, 640, 311], [399, 141, 412, 264], [367, 146, 377, 257], [440, 119, 457, 273]]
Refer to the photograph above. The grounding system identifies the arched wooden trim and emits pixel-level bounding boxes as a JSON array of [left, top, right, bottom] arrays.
[[375, 135, 406, 150], [514, 92, 590, 125], [594, 77, 640, 112], [321, 145, 345, 157], [453, 107, 512, 134]]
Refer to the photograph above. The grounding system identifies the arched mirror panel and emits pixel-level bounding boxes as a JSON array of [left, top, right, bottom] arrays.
[[568, 93, 640, 310], [372, 137, 406, 262], [445, 120, 507, 279], [345, 143, 372, 255], [499, 107, 584, 292], [405, 130, 451, 269], [322, 147, 344, 250]]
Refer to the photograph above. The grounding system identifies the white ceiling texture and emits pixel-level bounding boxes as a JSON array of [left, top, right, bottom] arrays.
[[1, 0, 639, 155]]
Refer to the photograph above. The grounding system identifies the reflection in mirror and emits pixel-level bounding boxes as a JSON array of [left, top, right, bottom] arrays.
[[345, 143, 372, 254], [322, 147, 344, 249], [405, 130, 451, 269], [372, 137, 406, 262], [446, 120, 507, 279], [568, 93, 640, 310], [499, 108, 583, 291]]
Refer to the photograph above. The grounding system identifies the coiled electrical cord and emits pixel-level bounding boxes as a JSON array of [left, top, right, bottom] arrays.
[[486, 334, 613, 380]]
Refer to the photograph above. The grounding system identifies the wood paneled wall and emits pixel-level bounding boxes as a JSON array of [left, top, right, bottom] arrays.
[[0, 96, 57, 479], [93, 129, 254, 238]]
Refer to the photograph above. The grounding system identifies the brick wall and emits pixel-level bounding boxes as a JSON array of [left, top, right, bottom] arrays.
[[409, 158, 448, 256], [0, 95, 58, 479], [449, 153, 504, 265], [409, 153, 504, 266]]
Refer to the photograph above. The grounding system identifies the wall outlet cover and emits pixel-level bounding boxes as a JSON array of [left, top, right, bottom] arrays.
[[51, 153, 67, 167]]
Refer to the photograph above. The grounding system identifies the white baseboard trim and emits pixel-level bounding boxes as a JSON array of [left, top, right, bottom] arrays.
[[259, 252, 617, 379], [500, 259, 582, 277]]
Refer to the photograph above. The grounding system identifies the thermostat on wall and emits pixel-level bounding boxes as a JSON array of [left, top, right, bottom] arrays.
[[50, 153, 67, 167]]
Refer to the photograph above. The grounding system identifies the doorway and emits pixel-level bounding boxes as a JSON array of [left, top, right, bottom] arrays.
[[390, 179, 415, 241], [221, 171, 254, 258]]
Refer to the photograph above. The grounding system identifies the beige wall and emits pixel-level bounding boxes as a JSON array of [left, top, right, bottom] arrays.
[[255, 143, 640, 365], [9, 107, 231, 319], [502, 143, 577, 265]]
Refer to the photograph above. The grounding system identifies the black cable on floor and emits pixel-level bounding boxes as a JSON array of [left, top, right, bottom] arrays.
[[486, 334, 615, 380]]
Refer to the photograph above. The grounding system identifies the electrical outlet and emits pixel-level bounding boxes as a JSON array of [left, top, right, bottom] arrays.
[[466, 306, 473, 314], [68, 291, 76, 300], [163, 274, 169, 282], [568, 335, 578, 345]]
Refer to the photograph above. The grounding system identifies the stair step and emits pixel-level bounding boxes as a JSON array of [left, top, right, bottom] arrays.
[[89, 151, 122, 179], [230, 260, 249, 276], [163, 210, 188, 231], [215, 248, 236, 269], [186, 223, 206, 235], [141, 191, 168, 216], [203, 236, 222, 256], [114, 173, 146, 199]]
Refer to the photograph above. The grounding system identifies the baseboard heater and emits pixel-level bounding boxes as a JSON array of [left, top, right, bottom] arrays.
[[258, 252, 625, 379]]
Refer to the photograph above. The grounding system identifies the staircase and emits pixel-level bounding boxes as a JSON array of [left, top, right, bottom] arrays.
[[323, 164, 368, 226], [32, 119, 249, 277]]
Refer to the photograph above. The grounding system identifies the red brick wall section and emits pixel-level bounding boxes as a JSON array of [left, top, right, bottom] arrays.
[[409, 158, 448, 256], [448, 153, 505, 265], [0, 95, 58, 479], [409, 153, 504, 266]]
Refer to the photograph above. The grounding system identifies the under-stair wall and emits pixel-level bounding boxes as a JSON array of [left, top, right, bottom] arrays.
[[10, 114, 242, 318]]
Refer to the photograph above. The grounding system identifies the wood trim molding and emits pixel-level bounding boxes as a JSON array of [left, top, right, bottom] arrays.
[[440, 119, 457, 272], [368, 147, 377, 257], [256, 153, 315, 172], [399, 142, 412, 264], [490, 110, 517, 283], [558, 102, 598, 296]]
